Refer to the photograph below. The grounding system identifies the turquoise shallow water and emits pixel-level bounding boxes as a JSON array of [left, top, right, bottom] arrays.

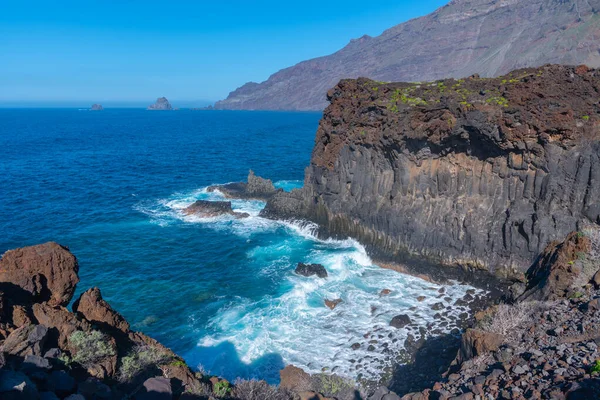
[[0, 109, 480, 383]]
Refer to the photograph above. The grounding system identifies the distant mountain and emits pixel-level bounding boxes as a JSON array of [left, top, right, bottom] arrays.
[[215, 0, 600, 111]]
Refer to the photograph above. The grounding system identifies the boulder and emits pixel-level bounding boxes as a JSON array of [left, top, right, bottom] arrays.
[[379, 289, 392, 296], [135, 377, 173, 400], [324, 299, 342, 310], [0, 370, 39, 400], [0, 242, 79, 306], [21, 354, 52, 373], [455, 329, 504, 364], [280, 365, 311, 391], [295, 263, 328, 278], [12, 305, 33, 327], [72, 287, 130, 333], [390, 315, 412, 329], [182, 200, 249, 219], [0, 324, 48, 356]]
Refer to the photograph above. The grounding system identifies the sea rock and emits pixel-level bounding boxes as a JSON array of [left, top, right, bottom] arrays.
[[182, 200, 249, 219], [261, 65, 600, 281], [147, 97, 173, 111], [0, 242, 79, 306], [325, 299, 342, 310], [390, 315, 412, 329], [73, 287, 130, 333], [455, 329, 504, 364], [90, 104, 103, 111], [207, 170, 280, 201], [247, 170, 276, 195], [280, 365, 311, 391], [295, 263, 328, 278], [380, 289, 392, 296]]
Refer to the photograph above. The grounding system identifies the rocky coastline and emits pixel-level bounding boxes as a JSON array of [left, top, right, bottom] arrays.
[[261, 64, 600, 286]]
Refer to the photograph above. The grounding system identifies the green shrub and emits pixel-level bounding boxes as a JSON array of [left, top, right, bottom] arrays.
[[118, 345, 171, 381], [213, 380, 231, 397], [69, 330, 116, 368], [582, 115, 590, 121], [170, 359, 187, 368], [591, 360, 600, 373], [312, 374, 357, 398]]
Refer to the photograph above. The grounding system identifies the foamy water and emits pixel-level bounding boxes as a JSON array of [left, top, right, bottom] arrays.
[[135, 181, 484, 382]]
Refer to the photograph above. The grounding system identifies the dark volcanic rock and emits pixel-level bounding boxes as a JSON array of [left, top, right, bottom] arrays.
[[90, 104, 103, 111], [295, 263, 328, 278], [183, 200, 249, 219], [0, 242, 79, 307], [208, 170, 280, 201], [147, 97, 173, 111], [390, 314, 412, 329], [262, 65, 600, 280], [324, 298, 342, 310], [214, 0, 600, 111]]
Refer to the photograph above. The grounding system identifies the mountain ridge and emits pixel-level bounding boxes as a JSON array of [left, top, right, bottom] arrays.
[[214, 0, 600, 111]]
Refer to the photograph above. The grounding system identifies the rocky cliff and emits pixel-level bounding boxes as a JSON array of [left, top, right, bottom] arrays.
[[147, 97, 173, 111], [214, 0, 600, 111], [261, 64, 600, 281]]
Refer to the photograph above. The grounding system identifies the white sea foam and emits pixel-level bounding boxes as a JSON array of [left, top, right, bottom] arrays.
[[135, 184, 486, 382]]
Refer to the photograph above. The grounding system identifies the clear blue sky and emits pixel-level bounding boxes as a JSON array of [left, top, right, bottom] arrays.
[[1, 0, 448, 106]]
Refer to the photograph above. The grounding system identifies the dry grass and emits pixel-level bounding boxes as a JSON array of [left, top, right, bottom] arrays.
[[232, 379, 294, 400], [478, 301, 546, 341]]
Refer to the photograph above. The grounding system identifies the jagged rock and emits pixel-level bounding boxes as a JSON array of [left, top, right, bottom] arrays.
[[247, 170, 276, 195], [207, 170, 281, 201], [0, 324, 48, 356], [32, 303, 91, 350], [90, 104, 103, 111], [261, 65, 600, 282], [455, 329, 504, 364], [73, 287, 130, 333], [324, 299, 342, 310], [390, 315, 412, 329], [0, 370, 39, 400], [147, 97, 173, 111], [280, 365, 311, 391], [12, 305, 32, 327], [182, 200, 249, 219], [78, 378, 111, 399], [295, 263, 328, 278], [0, 242, 79, 306], [518, 231, 593, 301], [369, 386, 401, 400], [380, 289, 392, 296]]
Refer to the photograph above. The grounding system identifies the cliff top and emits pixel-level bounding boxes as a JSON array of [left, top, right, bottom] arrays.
[[314, 64, 600, 169]]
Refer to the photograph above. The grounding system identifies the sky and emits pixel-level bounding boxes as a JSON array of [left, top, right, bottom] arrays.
[[0, 0, 449, 107]]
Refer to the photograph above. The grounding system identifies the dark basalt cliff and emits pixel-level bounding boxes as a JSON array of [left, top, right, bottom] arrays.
[[262, 64, 600, 281], [215, 0, 600, 111]]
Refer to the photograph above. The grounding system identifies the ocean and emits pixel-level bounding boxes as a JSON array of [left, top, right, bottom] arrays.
[[0, 109, 480, 383]]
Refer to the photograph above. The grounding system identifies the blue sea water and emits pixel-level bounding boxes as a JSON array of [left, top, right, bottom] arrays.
[[0, 109, 480, 383]]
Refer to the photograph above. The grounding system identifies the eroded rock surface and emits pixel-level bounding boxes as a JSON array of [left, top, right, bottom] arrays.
[[183, 200, 249, 219], [208, 170, 280, 201]]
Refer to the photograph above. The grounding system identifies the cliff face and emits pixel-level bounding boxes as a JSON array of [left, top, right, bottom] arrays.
[[262, 64, 600, 281], [215, 0, 600, 111]]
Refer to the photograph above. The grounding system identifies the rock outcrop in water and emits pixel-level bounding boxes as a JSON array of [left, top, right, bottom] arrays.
[[147, 97, 173, 111], [90, 104, 103, 111], [208, 170, 281, 201], [183, 200, 249, 219], [262, 64, 600, 282], [214, 0, 600, 111]]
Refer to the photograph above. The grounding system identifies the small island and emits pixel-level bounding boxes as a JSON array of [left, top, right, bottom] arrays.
[[90, 104, 103, 111], [147, 97, 173, 110]]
